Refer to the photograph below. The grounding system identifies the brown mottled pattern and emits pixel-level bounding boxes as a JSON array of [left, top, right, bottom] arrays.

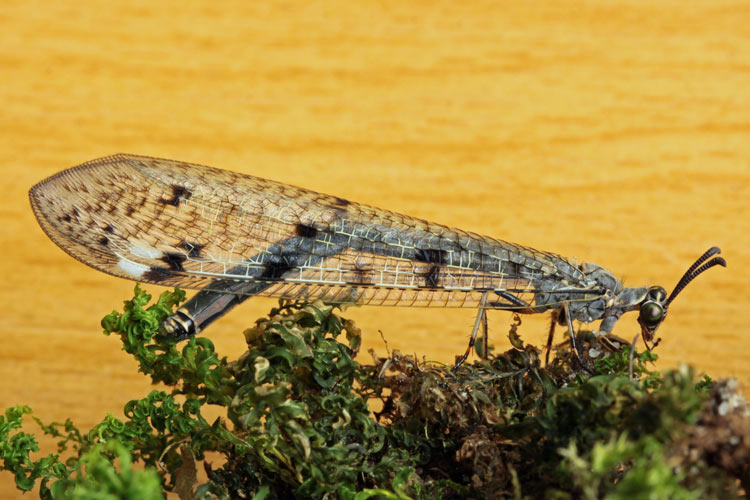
[[29, 154, 593, 309]]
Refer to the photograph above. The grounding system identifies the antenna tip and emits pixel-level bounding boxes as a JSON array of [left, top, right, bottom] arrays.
[[715, 256, 727, 267]]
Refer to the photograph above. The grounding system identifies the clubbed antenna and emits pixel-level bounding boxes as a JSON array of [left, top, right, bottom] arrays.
[[665, 247, 726, 307]]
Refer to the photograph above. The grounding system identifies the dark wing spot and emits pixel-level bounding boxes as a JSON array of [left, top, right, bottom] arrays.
[[260, 255, 295, 280], [99, 237, 109, 246], [414, 248, 446, 264], [143, 267, 173, 282], [125, 206, 136, 217], [420, 264, 441, 289], [295, 224, 318, 238], [162, 252, 187, 272], [179, 240, 205, 258], [160, 185, 193, 207], [261, 261, 293, 280], [103, 224, 115, 234], [61, 214, 71, 223], [331, 196, 350, 208]]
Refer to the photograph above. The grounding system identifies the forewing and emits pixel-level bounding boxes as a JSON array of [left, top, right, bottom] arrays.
[[30, 154, 592, 309]]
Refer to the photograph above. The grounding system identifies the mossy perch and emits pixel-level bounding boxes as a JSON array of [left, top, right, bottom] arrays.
[[1, 286, 747, 499]]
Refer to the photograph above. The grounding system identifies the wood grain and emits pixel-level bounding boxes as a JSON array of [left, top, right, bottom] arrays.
[[1, 1, 748, 496]]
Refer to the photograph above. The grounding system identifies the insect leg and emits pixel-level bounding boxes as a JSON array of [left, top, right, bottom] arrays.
[[562, 301, 586, 366], [481, 308, 489, 360], [472, 307, 490, 360], [545, 309, 559, 365], [453, 290, 489, 370]]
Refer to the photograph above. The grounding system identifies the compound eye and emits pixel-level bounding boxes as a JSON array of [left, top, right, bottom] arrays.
[[647, 286, 667, 303], [639, 302, 664, 325]]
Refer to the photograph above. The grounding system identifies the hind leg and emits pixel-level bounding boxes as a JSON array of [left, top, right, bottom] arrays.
[[453, 291, 489, 370]]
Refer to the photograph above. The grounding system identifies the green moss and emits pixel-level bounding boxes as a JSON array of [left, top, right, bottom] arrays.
[[2, 285, 748, 499]]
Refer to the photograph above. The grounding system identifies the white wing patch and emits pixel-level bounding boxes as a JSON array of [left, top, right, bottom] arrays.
[[117, 258, 150, 278]]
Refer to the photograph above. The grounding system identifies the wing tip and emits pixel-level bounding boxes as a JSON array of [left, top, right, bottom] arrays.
[[28, 153, 137, 197]]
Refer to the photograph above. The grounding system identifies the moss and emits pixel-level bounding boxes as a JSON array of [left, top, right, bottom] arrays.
[[1, 285, 747, 499]]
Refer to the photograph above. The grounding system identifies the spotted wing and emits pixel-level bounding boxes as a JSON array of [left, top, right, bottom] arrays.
[[29, 154, 595, 310]]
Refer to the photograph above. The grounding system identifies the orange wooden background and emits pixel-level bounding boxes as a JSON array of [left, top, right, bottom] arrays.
[[1, 1, 748, 496]]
